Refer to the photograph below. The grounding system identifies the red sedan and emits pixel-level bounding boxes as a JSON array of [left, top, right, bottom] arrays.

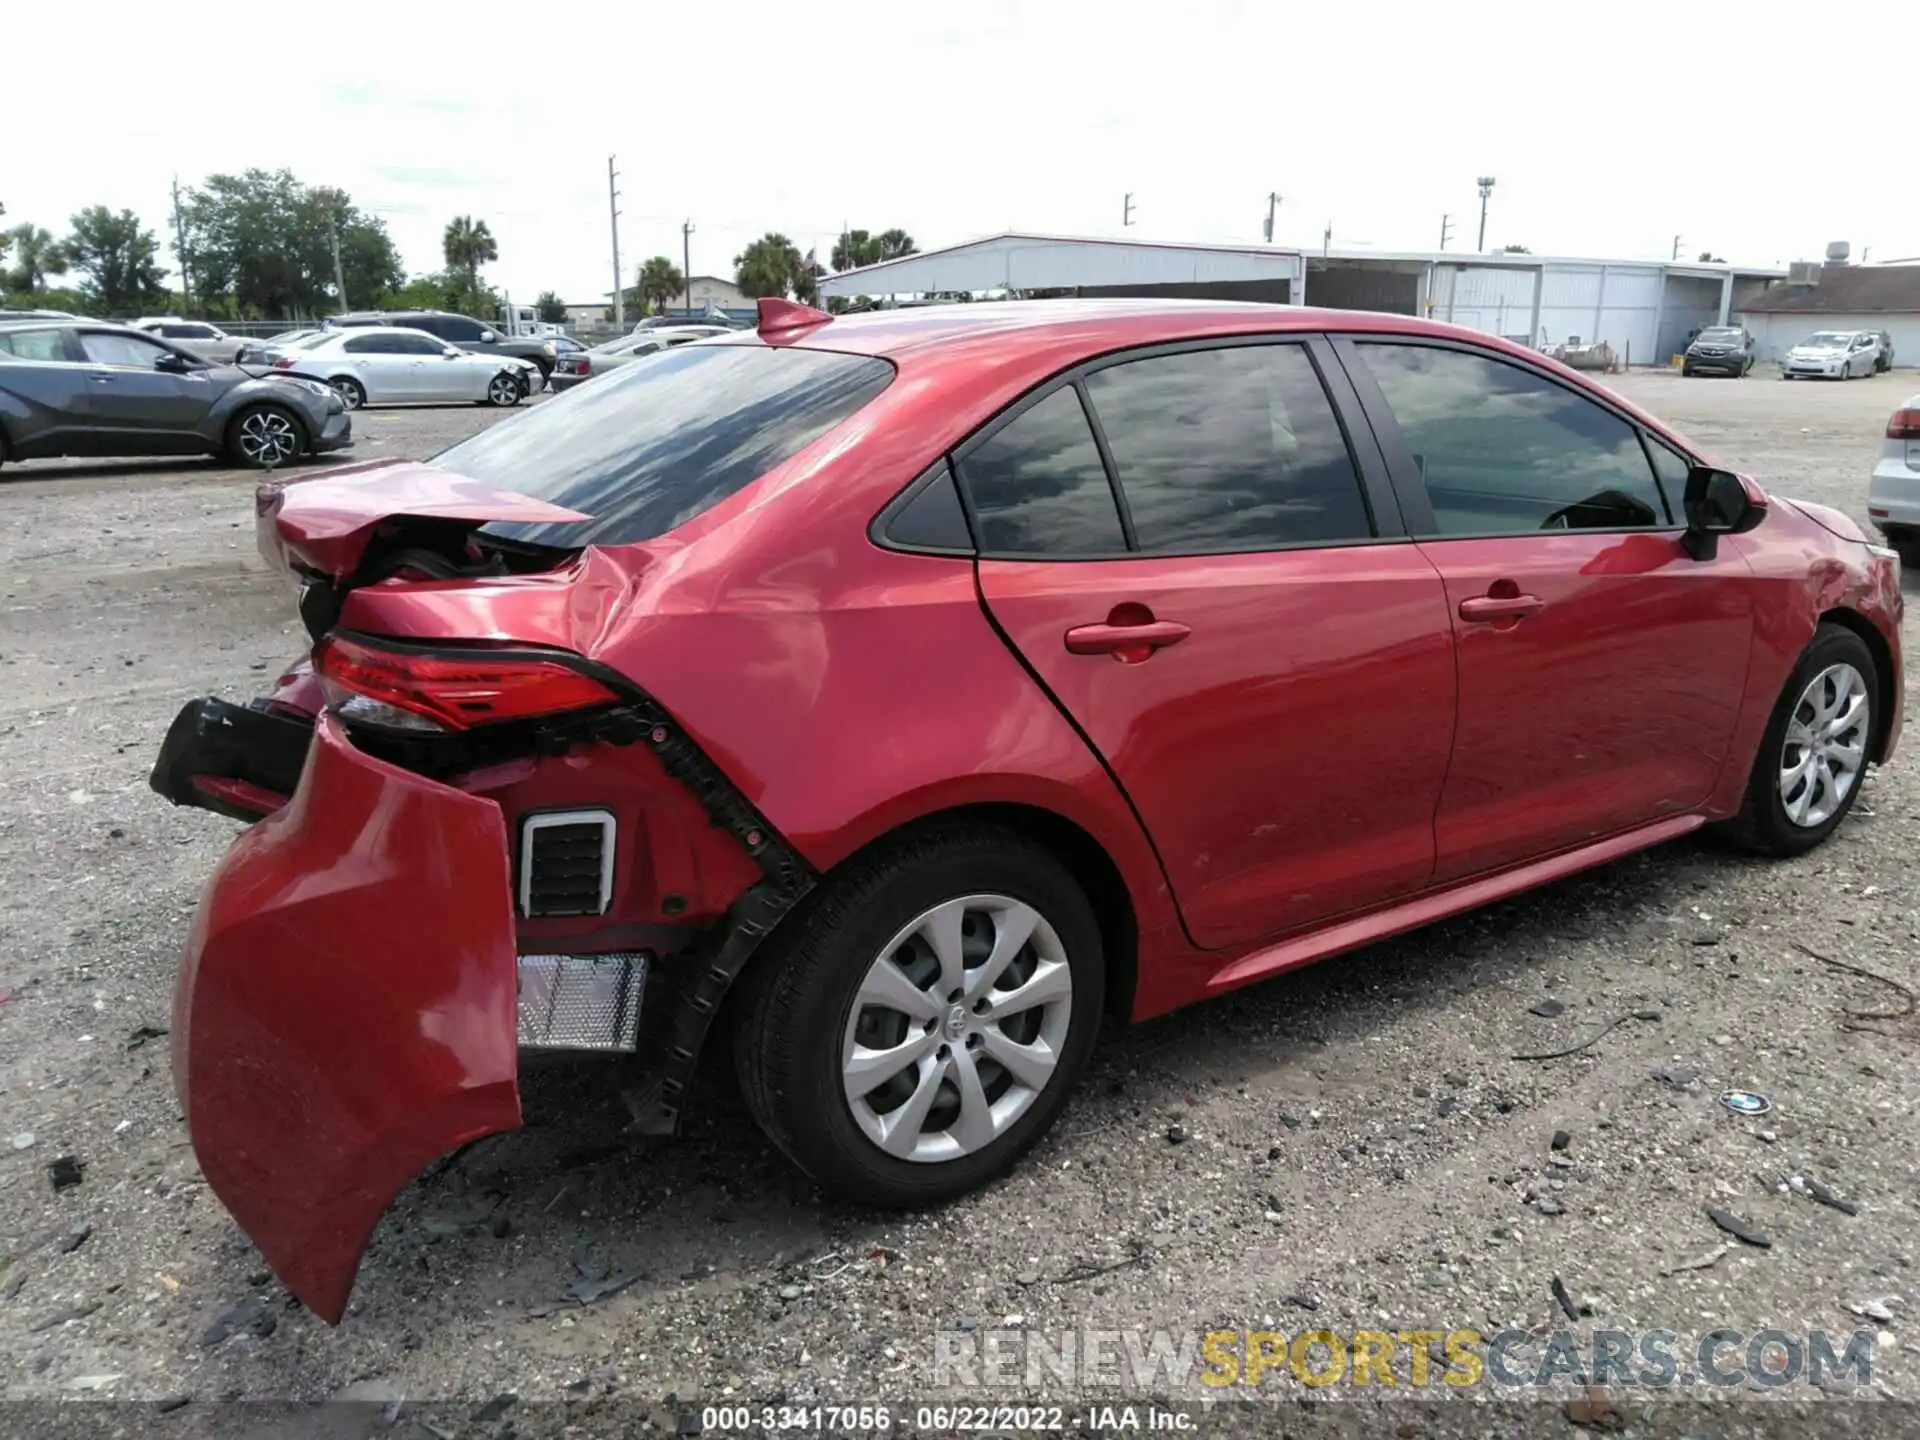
[[152, 297, 1903, 1322]]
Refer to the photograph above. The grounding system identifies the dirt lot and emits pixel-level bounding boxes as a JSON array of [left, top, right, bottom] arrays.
[[2, 374, 1918, 1433]]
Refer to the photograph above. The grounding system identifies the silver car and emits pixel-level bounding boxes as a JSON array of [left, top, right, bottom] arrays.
[[130, 318, 253, 365], [548, 327, 728, 391], [1781, 329, 1880, 380], [275, 326, 539, 409]]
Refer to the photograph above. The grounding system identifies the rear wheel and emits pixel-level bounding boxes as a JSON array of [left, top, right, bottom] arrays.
[[330, 376, 365, 410], [225, 405, 306, 470], [1716, 625, 1878, 856], [733, 822, 1104, 1207]]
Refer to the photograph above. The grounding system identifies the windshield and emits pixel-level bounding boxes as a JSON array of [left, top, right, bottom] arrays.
[[451, 343, 894, 548], [1800, 332, 1852, 348], [1697, 328, 1741, 342]]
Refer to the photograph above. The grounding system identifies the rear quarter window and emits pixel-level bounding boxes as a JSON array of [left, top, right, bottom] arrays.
[[456, 343, 895, 547]]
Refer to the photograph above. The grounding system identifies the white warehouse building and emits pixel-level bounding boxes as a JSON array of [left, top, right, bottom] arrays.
[[818, 232, 1786, 365]]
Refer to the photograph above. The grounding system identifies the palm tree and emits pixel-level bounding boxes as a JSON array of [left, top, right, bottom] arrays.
[[5, 223, 69, 293], [733, 234, 802, 299], [874, 229, 917, 261], [441, 216, 498, 299], [637, 256, 684, 315]]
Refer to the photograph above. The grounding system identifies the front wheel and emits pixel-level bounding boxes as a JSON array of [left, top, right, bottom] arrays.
[[225, 405, 306, 470], [486, 372, 522, 407], [732, 822, 1105, 1207], [1716, 624, 1878, 856]]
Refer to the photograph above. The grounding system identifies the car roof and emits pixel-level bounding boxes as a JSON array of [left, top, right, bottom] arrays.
[[322, 325, 446, 340], [738, 298, 1529, 364]]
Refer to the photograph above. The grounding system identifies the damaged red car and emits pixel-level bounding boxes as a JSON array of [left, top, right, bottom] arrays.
[[153, 296, 1903, 1322]]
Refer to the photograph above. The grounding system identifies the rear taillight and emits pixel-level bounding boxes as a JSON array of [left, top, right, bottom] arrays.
[[272, 357, 294, 370], [315, 636, 619, 732], [1888, 408, 1920, 440]]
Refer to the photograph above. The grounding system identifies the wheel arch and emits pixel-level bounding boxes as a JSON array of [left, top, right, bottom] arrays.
[[1816, 606, 1897, 762]]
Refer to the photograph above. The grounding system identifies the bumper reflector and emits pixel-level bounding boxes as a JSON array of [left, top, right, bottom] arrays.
[[516, 952, 647, 1051]]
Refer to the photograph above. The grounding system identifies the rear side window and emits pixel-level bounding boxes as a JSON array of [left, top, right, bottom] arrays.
[[344, 334, 403, 354], [0, 329, 68, 361], [1083, 344, 1372, 552], [1355, 343, 1671, 534], [461, 344, 894, 548], [960, 387, 1126, 556], [434, 316, 484, 342]]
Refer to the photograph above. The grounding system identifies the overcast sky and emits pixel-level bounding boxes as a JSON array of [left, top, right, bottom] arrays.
[[11, 1, 1915, 304]]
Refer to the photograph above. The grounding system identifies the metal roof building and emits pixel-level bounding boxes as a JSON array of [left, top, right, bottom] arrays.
[[819, 231, 1789, 366]]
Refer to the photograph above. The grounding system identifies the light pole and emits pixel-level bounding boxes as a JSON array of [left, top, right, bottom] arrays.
[[1476, 176, 1496, 251], [608, 156, 623, 328]]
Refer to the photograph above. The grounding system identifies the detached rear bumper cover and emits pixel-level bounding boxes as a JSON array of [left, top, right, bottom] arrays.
[[172, 712, 520, 1323], [150, 697, 315, 821]]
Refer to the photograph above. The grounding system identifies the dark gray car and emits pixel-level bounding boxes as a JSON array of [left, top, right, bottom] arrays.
[[0, 321, 352, 471]]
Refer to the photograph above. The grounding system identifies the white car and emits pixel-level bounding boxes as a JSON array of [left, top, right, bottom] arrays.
[[276, 326, 539, 410], [1869, 393, 1920, 563], [1781, 329, 1880, 381], [131, 317, 250, 364]]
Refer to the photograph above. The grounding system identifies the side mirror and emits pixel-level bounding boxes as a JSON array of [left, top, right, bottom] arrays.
[[443, 348, 462, 358], [1682, 467, 1766, 560], [479, 329, 499, 343], [154, 351, 190, 373]]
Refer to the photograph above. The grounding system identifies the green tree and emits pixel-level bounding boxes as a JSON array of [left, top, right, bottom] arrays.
[[65, 207, 168, 313], [830, 226, 917, 270], [181, 169, 399, 316], [637, 256, 684, 314], [734, 233, 802, 299], [5, 224, 68, 292], [535, 290, 566, 323], [792, 253, 823, 306], [874, 228, 916, 261], [442, 216, 498, 299]]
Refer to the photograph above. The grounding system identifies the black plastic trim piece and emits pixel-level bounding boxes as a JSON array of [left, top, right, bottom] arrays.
[[148, 696, 316, 821]]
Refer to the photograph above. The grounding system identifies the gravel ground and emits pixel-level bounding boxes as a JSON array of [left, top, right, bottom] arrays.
[[2, 374, 1918, 1435]]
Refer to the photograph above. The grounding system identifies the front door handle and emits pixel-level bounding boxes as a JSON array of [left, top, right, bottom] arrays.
[[87, 374, 114, 384], [1458, 593, 1545, 623], [1064, 611, 1191, 661]]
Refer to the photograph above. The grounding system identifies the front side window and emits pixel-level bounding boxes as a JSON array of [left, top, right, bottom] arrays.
[[1083, 344, 1372, 552], [394, 333, 450, 356], [79, 332, 172, 368], [459, 343, 894, 548], [960, 387, 1126, 556], [1356, 343, 1670, 535]]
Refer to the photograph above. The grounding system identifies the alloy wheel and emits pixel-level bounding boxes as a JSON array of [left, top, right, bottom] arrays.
[[1779, 662, 1870, 828], [841, 894, 1072, 1163], [332, 379, 363, 409], [237, 410, 299, 467], [488, 374, 520, 405]]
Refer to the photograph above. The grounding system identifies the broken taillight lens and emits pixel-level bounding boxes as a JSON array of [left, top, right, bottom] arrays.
[[314, 635, 619, 732]]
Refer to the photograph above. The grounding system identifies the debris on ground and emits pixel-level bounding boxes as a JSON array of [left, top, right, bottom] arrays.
[[46, 1157, 83, 1192], [1551, 1275, 1582, 1320], [1847, 1297, 1900, 1324], [199, 1298, 276, 1349], [1705, 1207, 1771, 1248], [564, 1259, 641, 1307], [9, 1133, 33, 1151], [1791, 942, 1916, 1028], [1165, 1123, 1188, 1144], [1654, 1068, 1700, 1091], [1528, 998, 1567, 1019], [1661, 1244, 1731, 1277], [1721, 1090, 1771, 1116], [29, 1301, 101, 1332], [474, 1394, 517, 1423], [1512, 1011, 1660, 1061], [1564, 1384, 1624, 1431], [124, 1024, 168, 1050], [1551, 1129, 1572, 1152], [56, 1225, 91, 1255], [1789, 1174, 1860, 1216]]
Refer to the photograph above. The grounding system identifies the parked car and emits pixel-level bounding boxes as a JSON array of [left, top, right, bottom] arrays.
[[326, 309, 559, 379], [1863, 329, 1896, 374], [547, 331, 717, 390], [0, 319, 350, 470], [1781, 330, 1880, 380], [235, 329, 323, 366], [130, 317, 252, 365], [631, 308, 744, 332], [0, 307, 77, 321], [1869, 393, 1920, 563], [274, 326, 539, 409], [1681, 325, 1755, 377], [151, 298, 1902, 1323]]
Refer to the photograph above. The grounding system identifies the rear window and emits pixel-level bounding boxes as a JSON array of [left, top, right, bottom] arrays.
[[456, 343, 894, 548]]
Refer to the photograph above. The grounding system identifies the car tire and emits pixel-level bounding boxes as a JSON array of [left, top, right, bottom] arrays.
[[330, 377, 366, 410], [485, 372, 522, 407], [1715, 624, 1879, 858], [224, 404, 307, 471], [1887, 530, 1920, 567], [1682, 364, 1695, 377], [732, 820, 1105, 1208]]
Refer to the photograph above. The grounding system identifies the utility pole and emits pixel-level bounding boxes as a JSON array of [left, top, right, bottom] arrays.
[[1439, 213, 1453, 251], [608, 155, 623, 328], [1671, 233, 1683, 261], [170, 176, 194, 314], [682, 219, 695, 314], [1262, 192, 1281, 243], [1122, 193, 1135, 227], [329, 217, 348, 313], [1322, 222, 1332, 259], [1475, 176, 1496, 251]]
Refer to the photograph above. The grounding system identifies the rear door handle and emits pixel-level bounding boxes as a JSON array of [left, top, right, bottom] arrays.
[[1458, 593, 1545, 623], [1064, 618, 1191, 658]]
